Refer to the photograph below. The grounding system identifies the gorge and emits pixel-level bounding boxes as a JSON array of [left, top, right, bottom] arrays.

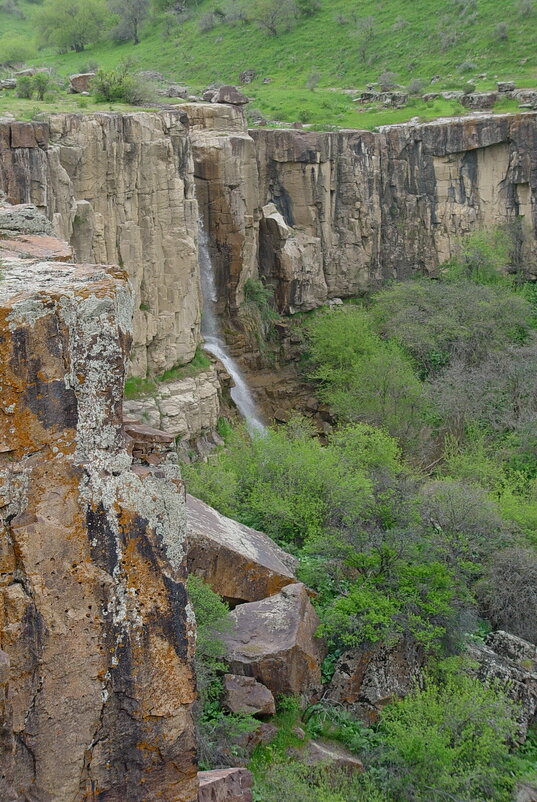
[[1, 102, 537, 801]]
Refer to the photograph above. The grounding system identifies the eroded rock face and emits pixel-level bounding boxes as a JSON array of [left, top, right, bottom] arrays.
[[0, 257, 197, 801], [324, 637, 425, 724], [222, 583, 326, 699], [0, 112, 200, 378], [186, 494, 297, 604], [467, 630, 537, 741]]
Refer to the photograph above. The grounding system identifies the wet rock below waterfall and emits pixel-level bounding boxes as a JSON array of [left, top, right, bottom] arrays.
[[186, 494, 297, 604]]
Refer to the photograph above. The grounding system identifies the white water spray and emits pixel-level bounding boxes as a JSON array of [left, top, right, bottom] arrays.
[[198, 221, 266, 435]]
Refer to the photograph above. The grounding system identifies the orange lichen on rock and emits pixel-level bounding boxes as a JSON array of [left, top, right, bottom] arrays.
[[0, 244, 198, 801]]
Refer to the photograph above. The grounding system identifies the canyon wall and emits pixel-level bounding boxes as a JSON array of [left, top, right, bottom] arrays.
[[0, 207, 197, 801], [1, 108, 536, 376]]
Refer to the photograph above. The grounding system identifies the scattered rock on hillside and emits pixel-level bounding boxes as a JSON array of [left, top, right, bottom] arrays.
[[497, 81, 515, 93], [324, 637, 425, 724], [222, 583, 326, 699], [198, 768, 253, 802], [186, 494, 297, 603], [239, 70, 257, 85], [513, 88, 537, 108], [212, 85, 249, 105], [467, 630, 537, 741], [295, 740, 364, 773], [223, 674, 276, 717], [516, 782, 537, 802], [69, 73, 96, 94], [460, 91, 498, 110]]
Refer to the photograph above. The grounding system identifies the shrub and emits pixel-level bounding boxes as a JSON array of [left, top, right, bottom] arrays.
[[478, 547, 537, 643], [375, 672, 518, 801], [306, 69, 321, 91], [407, 78, 426, 95], [32, 72, 51, 100], [15, 75, 34, 99], [36, 0, 108, 52], [91, 62, 151, 104], [306, 307, 428, 446], [199, 11, 217, 32], [519, 0, 534, 15], [496, 22, 509, 40], [370, 277, 533, 377], [458, 59, 477, 72], [378, 70, 398, 91], [0, 34, 36, 66], [248, 0, 298, 36]]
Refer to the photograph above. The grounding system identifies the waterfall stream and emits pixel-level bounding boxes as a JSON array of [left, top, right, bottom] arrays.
[[198, 222, 266, 435]]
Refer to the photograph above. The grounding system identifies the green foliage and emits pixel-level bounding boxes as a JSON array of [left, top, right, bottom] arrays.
[[306, 307, 428, 447], [36, 0, 108, 52], [123, 347, 211, 398], [304, 702, 380, 752], [123, 375, 156, 398], [444, 227, 513, 284], [252, 761, 381, 802], [371, 277, 533, 377], [0, 33, 36, 65], [374, 671, 518, 801], [91, 60, 151, 103], [15, 74, 33, 98], [240, 277, 279, 355], [32, 71, 52, 99]]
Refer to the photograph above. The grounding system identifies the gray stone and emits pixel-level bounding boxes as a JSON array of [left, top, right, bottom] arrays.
[[69, 73, 96, 94], [212, 85, 249, 105], [296, 740, 364, 773], [223, 674, 276, 717], [0, 204, 53, 235], [497, 81, 515, 93]]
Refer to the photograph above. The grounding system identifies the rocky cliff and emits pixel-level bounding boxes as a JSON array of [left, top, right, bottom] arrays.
[[1, 109, 536, 422], [0, 207, 197, 801]]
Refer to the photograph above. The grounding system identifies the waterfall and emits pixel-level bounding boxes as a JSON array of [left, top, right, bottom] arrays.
[[198, 221, 266, 435]]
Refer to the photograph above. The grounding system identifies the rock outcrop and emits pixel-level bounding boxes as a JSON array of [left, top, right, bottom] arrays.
[[198, 768, 253, 802], [222, 674, 276, 717], [222, 583, 326, 699], [0, 245, 197, 798], [186, 494, 297, 604], [467, 630, 537, 741], [324, 637, 425, 724]]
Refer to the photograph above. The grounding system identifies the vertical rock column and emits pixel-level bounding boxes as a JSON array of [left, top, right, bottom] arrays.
[[0, 258, 197, 801]]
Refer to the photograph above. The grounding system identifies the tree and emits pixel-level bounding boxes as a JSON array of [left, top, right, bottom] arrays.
[[109, 0, 148, 44], [249, 0, 298, 36], [478, 547, 537, 644], [355, 15, 376, 63], [36, 0, 108, 52]]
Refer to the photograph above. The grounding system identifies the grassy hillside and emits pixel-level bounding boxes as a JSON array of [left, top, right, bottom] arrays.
[[0, 0, 536, 125]]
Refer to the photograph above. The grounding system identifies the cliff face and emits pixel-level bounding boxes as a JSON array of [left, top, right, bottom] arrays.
[[0, 210, 197, 801], [252, 113, 537, 312], [0, 113, 200, 377], [1, 109, 536, 368]]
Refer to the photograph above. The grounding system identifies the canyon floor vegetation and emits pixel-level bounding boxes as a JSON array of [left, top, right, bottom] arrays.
[[184, 227, 537, 799]]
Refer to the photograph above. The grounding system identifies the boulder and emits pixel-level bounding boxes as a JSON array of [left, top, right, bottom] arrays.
[[467, 630, 537, 741], [239, 70, 257, 85], [0, 203, 53, 235], [497, 81, 515, 93], [69, 72, 96, 94], [223, 674, 276, 717], [516, 783, 537, 802], [198, 768, 253, 802], [203, 89, 217, 102], [186, 494, 297, 603], [212, 85, 249, 105], [460, 91, 498, 110], [0, 79, 16, 90], [324, 637, 425, 724], [166, 84, 189, 98], [513, 88, 537, 108], [296, 739, 364, 773], [222, 583, 326, 699]]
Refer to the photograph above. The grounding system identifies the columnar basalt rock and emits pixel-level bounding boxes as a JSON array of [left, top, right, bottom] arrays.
[[0, 254, 197, 800], [0, 112, 201, 378]]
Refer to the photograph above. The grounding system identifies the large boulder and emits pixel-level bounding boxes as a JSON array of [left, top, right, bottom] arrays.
[[467, 630, 537, 741], [198, 768, 253, 802], [223, 674, 276, 717], [324, 637, 425, 724], [212, 85, 249, 105], [69, 73, 96, 93], [186, 494, 297, 603], [222, 583, 326, 699]]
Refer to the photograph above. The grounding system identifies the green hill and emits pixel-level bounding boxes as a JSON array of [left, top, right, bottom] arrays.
[[0, 0, 536, 125]]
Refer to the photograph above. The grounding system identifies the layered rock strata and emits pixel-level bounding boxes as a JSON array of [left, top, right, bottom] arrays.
[[0, 249, 197, 799]]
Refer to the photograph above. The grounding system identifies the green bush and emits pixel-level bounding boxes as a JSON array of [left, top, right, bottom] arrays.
[[91, 61, 151, 104], [15, 74, 33, 98], [374, 671, 518, 801], [0, 34, 36, 66], [307, 307, 428, 447]]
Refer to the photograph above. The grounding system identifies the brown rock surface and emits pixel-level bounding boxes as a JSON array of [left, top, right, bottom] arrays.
[[0, 254, 197, 800], [198, 768, 253, 802], [324, 637, 425, 724], [223, 674, 276, 717], [186, 494, 297, 603], [222, 583, 326, 699], [69, 73, 96, 93]]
